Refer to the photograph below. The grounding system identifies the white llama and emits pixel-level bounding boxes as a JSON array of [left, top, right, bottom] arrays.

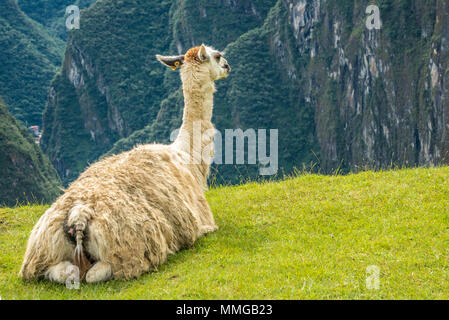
[[20, 44, 231, 283]]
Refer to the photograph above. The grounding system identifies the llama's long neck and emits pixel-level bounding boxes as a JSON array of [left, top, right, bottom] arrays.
[[173, 67, 216, 187]]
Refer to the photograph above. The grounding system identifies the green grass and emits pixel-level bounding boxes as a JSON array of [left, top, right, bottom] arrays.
[[1, 167, 449, 299]]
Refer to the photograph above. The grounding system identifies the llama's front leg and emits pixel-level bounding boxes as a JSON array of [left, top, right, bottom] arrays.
[[85, 261, 113, 283], [45, 261, 78, 284], [199, 224, 218, 236]]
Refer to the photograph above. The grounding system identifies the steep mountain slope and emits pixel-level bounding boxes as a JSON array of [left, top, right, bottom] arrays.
[[285, 0, 449, 172], [18, 0, 95, 39], [216, 0, 449, 175], [41, 0, 174, 183], [42, 0, 277, 184], [0, 99, 61, 207], [0, 0, 64, 126], [201, 0, 449, 174], [170, 0, 277, 52], [42, 0, 449, 185]]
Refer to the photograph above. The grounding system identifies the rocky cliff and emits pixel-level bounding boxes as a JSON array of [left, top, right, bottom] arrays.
[[18, 0, 95, 39], [283, 0, 449, 171]]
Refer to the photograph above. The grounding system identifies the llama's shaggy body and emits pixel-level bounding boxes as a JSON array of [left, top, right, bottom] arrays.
[[20, 144, 215, 280], [20, 44, 230, 282]]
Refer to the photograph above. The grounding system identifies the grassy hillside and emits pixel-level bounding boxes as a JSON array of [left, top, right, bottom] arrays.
[[0, 99, 61, 207], [0, 167, 448, 299]]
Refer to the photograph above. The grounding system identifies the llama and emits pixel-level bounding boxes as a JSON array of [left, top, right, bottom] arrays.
[[20, 44, 231, 283]]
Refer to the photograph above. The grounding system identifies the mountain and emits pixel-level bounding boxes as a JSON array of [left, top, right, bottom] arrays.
[[0, 99, 61, 207], [0, 0, 96, 127], [41, 0, 173, 182], [0, 0, 64, 126], [18, 0, 96, 39], [280, 0, 449, 172], [42, 0, 449, 185], [214, 0, 449, 175], [42, 0, 276, 184]]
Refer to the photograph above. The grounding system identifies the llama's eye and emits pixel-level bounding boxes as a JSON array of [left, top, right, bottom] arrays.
[[214, 53, 221, 61]]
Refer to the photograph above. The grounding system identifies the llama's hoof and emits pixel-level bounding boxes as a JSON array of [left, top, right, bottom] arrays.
[[199, 225, 218, 235], [45, 261, 77, 284], [85, 261, 113, 283]]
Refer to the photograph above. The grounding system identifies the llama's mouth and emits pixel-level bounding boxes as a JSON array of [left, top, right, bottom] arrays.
[[221, 68, 231, 79]]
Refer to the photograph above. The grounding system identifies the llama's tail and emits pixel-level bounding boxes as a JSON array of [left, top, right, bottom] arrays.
[[66, 203, 93, 280]]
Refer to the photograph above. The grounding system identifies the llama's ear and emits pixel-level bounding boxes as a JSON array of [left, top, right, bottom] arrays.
[[156, 54, 185, 70], [198, 44, 208, 62]]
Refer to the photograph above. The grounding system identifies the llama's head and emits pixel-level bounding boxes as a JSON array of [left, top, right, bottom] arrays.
[[156, 44, 230, 82]]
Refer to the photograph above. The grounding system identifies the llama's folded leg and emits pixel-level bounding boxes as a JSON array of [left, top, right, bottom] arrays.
[[85, 261, 113, 283], [45, 261, 78, 284]]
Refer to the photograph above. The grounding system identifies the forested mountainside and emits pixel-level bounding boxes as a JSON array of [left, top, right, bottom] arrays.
[[40, 0, 449, 185], [0, 0, 95, 127], [42, 0, 277, 184], [18, 0, 95, 39], [0, 0, 64, 126], [0, 99, 61, 207]]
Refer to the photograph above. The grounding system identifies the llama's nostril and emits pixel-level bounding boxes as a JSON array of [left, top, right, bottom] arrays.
[[224, 64, 230, 71]]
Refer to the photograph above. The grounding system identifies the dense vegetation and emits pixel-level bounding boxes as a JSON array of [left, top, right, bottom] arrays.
[[18, 0, 95, 39], [0, 99, 61, 207], [1, 167, 448, 299], [0, 0, 96, 127], [0, 0, 64, 126], [41, 0, 175, 183], [42, 0, 280, 184]]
